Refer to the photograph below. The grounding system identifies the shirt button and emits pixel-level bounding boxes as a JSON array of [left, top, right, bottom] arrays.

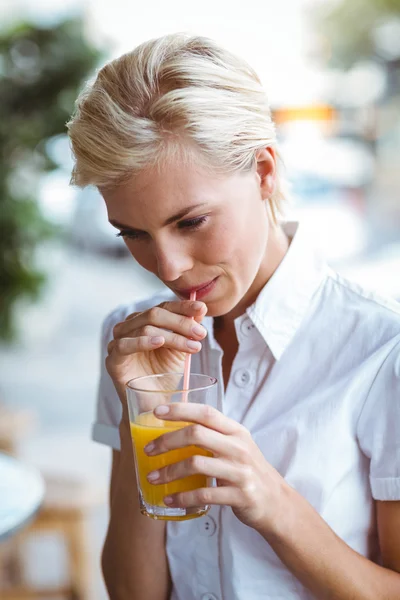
[[240, 317, 256, 337], [196, 515, 217, 537], [201, 595, 219, 600], [233, 368, 253, 388]]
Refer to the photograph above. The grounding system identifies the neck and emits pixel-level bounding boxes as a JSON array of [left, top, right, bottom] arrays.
[[215, 223, 290, 331]]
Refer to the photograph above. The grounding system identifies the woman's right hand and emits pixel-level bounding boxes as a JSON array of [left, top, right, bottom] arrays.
[[105, 299, 208, 402]]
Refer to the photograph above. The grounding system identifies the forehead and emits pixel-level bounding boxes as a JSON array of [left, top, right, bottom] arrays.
[[101, 159, 237, 225]]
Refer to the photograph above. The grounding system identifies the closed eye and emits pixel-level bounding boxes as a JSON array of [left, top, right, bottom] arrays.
[[116, 216, 208, 240], [115, 229, 147, 241], [177, 216, 208, 231]]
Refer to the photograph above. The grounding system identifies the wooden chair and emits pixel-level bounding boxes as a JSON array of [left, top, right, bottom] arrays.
[[0, 405, 104, 600], [0, 405, 37, 455]]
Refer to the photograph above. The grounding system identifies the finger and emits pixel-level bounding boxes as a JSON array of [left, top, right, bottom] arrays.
[[123, 311, 140, 321], [144, 423, 243, 460], [147, 455, 243, 486], [114, 311, 207, 345], [114, 301, 208, 339], [113, 330, 202, 356], [136, 324, 205, 353], [164, 486, 241, 509], [123, 300, 206, 321], [159, 299, 208, 320], [154, 403, 243, 436], [110, 335, 166, 357]]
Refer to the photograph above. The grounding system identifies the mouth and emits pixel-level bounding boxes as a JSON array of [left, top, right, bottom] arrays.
[[174, 277, 219, 300]]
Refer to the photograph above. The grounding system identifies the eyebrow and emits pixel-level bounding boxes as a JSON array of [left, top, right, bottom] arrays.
[[109, 203, 208, 231]]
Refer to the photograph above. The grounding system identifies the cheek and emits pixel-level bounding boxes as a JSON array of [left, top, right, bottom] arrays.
[[199, 223, 237, 264], [125, 242, 157, 272], [200, 209, 266, 266]]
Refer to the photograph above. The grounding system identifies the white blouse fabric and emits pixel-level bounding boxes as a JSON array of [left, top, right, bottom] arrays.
[[93, 221, 400, 600]]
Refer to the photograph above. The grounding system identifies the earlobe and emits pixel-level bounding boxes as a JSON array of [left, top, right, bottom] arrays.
[[264, 173, 275, 194], [258, 170, 276, 200], [255, 147, 276, 198]]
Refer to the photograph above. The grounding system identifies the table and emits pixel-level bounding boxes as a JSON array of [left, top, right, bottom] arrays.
[[0, 452, 45, 541]]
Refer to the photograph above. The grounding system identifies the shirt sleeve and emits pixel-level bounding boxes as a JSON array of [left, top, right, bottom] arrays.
[[91, 304, 129, 451], [91, 290, 174, 451], [357, 337, 400, 501]]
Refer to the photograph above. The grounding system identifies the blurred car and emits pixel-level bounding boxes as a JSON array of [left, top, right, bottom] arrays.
[[338, 242, 400, 302], [280, 134, 375, 189], [280, 131, 374, 265], [287, 172, 368, 264], [68, 186, 129, 258]]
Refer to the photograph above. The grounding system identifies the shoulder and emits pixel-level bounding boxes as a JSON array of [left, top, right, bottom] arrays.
[[100, 289, 176, 347]]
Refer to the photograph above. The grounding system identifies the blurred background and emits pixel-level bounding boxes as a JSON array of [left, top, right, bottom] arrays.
[[0, 0, 399, 597]]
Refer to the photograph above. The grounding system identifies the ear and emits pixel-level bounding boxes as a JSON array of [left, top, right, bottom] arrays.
[[255, 147, 276, 200]]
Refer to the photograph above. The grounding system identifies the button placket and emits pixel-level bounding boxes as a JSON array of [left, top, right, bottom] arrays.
[[196, 515, 217, 537], [240, 317, 256, 337], [233, 368, 254, 388]]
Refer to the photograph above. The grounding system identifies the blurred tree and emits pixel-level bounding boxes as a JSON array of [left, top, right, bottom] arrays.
[[0, 17, 104, 341], [314, 0, 400, 68]]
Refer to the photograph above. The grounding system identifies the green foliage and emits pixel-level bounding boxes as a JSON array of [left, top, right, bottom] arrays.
[[0, 16, 105, 341], [314, 0, 400, 68]]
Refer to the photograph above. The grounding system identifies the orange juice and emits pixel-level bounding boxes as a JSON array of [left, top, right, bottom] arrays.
[[130, 411, 211, 510]]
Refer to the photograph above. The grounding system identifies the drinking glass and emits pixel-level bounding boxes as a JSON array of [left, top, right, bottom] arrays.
[[126, 372, 218, 521]]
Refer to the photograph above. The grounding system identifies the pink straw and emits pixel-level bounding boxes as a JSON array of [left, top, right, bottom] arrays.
[[183, 291, 196, 401]]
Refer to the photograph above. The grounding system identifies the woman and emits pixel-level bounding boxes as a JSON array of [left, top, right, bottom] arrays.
[[67, 34, 400, 600]]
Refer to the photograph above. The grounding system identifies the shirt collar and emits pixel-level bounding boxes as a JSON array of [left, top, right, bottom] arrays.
[[245, 221, 328, 360], [203, 221, 328, 359]]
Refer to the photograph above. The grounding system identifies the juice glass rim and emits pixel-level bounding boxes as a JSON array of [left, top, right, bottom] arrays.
[[126, 372, 217, 394]]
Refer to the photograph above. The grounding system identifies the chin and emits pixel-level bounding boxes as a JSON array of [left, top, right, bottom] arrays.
[[204, 296, 238, 318]]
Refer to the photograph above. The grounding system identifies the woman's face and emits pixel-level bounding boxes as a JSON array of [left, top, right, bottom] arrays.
[[102, 148, 280, 318]]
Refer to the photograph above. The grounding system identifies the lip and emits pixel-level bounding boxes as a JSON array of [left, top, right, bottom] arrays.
[[174, 277, 219, 300]]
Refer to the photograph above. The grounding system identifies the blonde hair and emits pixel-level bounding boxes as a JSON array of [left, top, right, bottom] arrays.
[[67, 33, 285, 218]]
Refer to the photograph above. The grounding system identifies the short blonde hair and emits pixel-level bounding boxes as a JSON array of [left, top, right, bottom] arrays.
[[67, 33, 285, 217]]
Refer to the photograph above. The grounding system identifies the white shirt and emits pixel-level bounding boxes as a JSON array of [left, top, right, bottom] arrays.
[[93, 221, 400, 600]]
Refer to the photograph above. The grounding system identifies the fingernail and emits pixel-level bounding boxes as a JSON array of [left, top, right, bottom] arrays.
[[151, 336, 164, 345], [155, 405, 169, 416], [192, 301, 203, 310], [147, 470, 160, 482], [164, 496, 174, 505], [144, 442, 155, 453], [192, 324, 205, 337], [186, 339, 201, 350]]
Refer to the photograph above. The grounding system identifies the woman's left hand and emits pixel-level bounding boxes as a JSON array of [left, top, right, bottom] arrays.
[[144, 402, 290, 533]]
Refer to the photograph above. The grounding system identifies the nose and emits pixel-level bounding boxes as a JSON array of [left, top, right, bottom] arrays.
[[154, 239, 194, 283]]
